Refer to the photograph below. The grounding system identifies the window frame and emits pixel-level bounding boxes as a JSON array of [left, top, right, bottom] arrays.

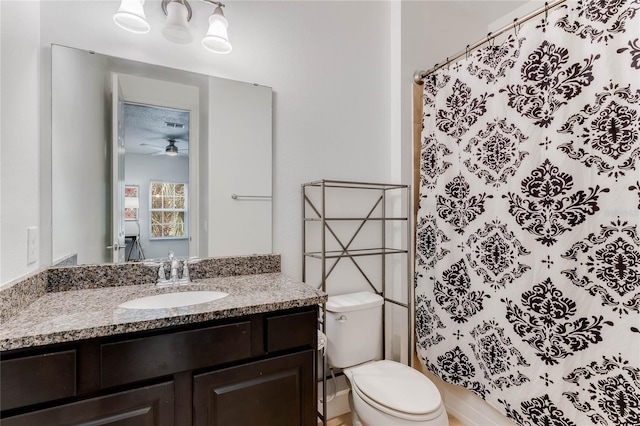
[[148, 181, 189, 240]]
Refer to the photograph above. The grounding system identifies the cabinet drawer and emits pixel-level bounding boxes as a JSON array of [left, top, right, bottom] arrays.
[[1, 381, 174, 426], [265, 310, 316, 353], [101, 321, 252, 388], [0, 350, 76, 410]]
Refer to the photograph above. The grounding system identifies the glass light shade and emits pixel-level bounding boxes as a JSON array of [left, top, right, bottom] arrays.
[[166, 144, 179, 156], [202, 8, 232, 54], [113, 0, 150, 34], [161, 1, 193, 44]]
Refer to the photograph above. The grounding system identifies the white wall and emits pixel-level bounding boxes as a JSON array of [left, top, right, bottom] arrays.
[[31, 0, 393, 283], [124, 153, 189, 260], [0, 1, 41, 284]]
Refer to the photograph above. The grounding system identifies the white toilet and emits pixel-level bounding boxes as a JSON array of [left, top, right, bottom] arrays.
[[326, 291, 448, 426]]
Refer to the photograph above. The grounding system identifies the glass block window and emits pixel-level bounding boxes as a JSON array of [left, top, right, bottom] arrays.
[[150, 182, 188, 239]]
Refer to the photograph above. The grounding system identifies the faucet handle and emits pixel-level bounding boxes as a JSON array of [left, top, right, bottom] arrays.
[[182, 261, 190, 282], [158, 264, 166, 281]]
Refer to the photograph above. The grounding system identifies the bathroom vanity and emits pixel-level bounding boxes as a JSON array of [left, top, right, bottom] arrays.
[[0, 269, 324, 425]]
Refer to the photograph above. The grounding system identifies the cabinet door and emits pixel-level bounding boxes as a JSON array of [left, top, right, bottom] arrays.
[[1, 382, 174, 426], [193, 350, 315, 426]]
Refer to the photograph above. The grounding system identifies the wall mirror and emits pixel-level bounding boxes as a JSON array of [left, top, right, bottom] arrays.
[[52, 45, 273, 266]]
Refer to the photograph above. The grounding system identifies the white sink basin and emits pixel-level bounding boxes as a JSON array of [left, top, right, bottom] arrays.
[[118, 291, 228, 310]]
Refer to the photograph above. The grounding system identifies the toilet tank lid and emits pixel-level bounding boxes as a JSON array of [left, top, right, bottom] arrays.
[[326, 291, 383, 313]]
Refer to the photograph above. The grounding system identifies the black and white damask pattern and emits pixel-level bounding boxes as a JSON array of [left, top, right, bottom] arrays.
[[562, 218, 640, 315], [563, 355, 640, 425], [416, 1, 639, 424], [464, 118, 529, 187], [437, 174, 492, 234], [500, 40, 598, 127], [423, 74, 451, 110], [630, 180, 640, 208], [520, 395, 577, 426], [503, 278, 613, 365], [469, 320, 529, 390], [424, 346, 487, 399], [420, 133, 452, 191], [416, 214, 450, 270], [416, 294, 446, 350], [434, 259, 489, 323], [465, 220, 531, 289], [467, 35, 523, 83], [504, 159, 608, 246], [436, 79, 493, 140], [556, 0, 640, 44], [558, 82, 640, 180], [617, 38, 640, 68]]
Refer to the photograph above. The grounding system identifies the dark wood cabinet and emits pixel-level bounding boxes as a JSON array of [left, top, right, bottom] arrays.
[[0, 306, 317, 426], [193, 350, 315, 426], [1, 382, 174, 426]]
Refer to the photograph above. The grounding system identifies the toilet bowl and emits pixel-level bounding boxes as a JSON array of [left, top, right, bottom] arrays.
[[343, 360, 448, 426], [325, 291, 448, 425]]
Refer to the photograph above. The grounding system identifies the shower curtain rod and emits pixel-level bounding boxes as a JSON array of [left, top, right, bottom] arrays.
[[413, 0, 567, 83]]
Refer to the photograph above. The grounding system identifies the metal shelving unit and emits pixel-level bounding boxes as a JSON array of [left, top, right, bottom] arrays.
[[302, 179, 412, 426]]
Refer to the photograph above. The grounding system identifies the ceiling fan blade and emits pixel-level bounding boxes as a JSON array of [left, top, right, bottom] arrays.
[[141, 142, 165, 148]]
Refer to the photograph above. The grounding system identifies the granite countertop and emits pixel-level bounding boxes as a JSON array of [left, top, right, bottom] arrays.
[[0, 273, 326, 352]]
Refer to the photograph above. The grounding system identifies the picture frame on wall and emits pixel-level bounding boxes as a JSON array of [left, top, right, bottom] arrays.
[[124, 185, 139, 221]]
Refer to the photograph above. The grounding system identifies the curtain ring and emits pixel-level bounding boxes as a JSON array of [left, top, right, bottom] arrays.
[[513, 18, 519, 36], [465, 45, 470, 60], [446, 58, 450, 70], [487, 32, 495, 48]]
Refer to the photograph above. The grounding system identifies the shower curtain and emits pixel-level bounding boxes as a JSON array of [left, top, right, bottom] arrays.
[[415, 1, 640, 425]]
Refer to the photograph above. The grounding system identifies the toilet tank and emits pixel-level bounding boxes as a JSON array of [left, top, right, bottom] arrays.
[[325, 291, 384, 369]]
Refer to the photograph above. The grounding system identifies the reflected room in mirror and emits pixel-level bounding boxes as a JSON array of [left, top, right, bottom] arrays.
[[51, 45, 273, 267]]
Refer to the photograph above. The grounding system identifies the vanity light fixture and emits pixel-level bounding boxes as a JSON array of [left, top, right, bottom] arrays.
[[113, 0, 232, 54], [113, 0, 151, 34], [201, 4, 232, 54], [161, 0, 194, 44]]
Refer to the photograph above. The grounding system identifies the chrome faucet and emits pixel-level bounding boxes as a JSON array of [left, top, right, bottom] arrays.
[[156, 251, 190, 286], [170, 252, 179, 283]]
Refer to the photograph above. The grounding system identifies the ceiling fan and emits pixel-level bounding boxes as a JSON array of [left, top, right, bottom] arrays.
[[141, 139, 188, 157]]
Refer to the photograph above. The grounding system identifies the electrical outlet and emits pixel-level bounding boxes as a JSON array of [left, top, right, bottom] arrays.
[[27, 227, 38, 265]]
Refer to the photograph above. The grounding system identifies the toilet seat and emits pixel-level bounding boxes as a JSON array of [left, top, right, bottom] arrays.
[[348, 360, 444, 422]]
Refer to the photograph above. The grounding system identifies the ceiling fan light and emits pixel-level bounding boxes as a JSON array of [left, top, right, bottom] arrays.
[[113, 0, 150, 34], [166, 143, 179, 156], [162, 0, 193, 44], [202, 7, 232, 54]]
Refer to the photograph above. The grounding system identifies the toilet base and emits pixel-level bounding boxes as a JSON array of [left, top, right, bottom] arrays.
[[348, 390, 364, 426]]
